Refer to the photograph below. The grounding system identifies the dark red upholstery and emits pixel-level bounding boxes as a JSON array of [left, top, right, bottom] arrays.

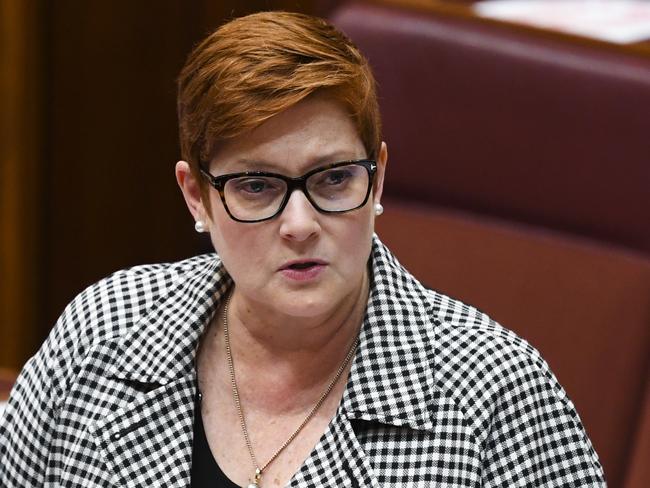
[[332, 2, 650, 255], [376, 201, 650, 488], [330, 2, 650, 487], [624, 379, 650, 488]]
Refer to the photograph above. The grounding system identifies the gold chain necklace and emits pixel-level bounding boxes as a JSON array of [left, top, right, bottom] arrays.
[[222, 293, 359, 488]]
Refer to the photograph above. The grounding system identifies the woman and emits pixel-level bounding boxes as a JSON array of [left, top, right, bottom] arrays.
[[0, 11, 604, 488]]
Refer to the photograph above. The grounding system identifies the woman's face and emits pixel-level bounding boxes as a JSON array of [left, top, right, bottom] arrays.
[[182, 95, 386, 321]]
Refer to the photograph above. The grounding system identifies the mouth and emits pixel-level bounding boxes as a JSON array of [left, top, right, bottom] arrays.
[[279, 259, 328, 281], [280, 259, 328, 271]]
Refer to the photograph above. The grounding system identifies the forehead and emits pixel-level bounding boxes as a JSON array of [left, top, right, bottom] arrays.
[[209, 96, 366, 175]]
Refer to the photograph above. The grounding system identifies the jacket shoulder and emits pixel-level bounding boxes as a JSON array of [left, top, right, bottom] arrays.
[[425, 292, 604, 484], [63, 254, 217, 339], [426, 291, 566, 441], [33, 254, 218, 393]]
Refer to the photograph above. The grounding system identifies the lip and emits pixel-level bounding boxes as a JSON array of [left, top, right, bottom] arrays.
[[279, 259, 328, 282], [279, 258, 328, 270]]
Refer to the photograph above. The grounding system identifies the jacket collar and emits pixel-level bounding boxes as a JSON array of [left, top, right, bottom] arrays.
[[108, 236, 437, 428], [108, 255, 231, 384], [341, 236, 438, 432]]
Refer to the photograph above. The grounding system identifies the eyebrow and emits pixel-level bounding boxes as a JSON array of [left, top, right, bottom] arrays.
[[223, 152, 364, 174]]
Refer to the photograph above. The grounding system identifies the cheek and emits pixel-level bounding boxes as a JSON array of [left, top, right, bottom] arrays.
[[208, 218, 269, 281], [357, 205, 377, 237], [206, 196, 241, 252], [334, 212, 375, 263]]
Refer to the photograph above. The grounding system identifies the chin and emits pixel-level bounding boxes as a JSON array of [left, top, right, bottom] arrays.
[[270, 284, 348, 318], [278, 292, 334, 318]]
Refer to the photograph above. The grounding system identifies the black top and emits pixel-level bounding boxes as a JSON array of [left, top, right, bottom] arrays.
[[191, 391, 240, 488]]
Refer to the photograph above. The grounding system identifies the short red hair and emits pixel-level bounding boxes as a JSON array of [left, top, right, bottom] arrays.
[[177, 11, 381, 191]]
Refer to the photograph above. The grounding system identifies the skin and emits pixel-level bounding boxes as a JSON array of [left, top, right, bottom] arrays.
[[176, 94, 387, 486]]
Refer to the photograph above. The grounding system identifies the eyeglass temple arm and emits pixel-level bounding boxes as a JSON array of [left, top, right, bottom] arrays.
[[199, 166, 223, 190]]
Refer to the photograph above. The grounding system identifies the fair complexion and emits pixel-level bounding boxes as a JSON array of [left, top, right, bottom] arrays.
[[176, 95, 387, 486]]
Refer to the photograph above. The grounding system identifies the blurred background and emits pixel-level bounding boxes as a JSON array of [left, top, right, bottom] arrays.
[[1, 1, 649, 486], [0, 0, 328, 372]]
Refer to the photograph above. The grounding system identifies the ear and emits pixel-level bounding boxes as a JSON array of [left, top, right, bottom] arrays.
[[175, 161, 209, 224], [373, 142, 388, 204]]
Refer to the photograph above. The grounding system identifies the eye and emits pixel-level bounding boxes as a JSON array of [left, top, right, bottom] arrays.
[[321, 169, 353, 186], [233, 178, 276, 194]]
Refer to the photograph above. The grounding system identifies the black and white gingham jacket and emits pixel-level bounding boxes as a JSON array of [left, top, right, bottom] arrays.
[[0, 236, 605, 487]]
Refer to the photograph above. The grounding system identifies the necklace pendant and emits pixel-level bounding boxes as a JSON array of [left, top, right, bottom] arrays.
[[246, 467, 262, 487]]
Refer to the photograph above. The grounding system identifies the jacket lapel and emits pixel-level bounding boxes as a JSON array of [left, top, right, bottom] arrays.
[[344, 236, 438, 430], [91, 254, 231, 487], [289, 410, 381, 488], [90, 374, 197, 487]]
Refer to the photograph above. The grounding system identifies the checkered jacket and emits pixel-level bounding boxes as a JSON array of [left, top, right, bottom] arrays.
[[0, 236, 605, 487]]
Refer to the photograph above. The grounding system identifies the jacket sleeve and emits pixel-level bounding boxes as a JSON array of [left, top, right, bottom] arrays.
[[0, 304, 73, 486], [480, 353, 606, 487]]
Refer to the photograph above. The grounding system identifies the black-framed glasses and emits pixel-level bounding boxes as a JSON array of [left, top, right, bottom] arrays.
[[200, 159, 377, 223]]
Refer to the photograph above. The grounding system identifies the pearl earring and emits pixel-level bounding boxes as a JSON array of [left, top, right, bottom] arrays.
[[374, 203, 384, 216], [194, 220, 207, 233]]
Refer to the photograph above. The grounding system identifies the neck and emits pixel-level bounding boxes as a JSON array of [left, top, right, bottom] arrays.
[[220, 273, 368, 411]]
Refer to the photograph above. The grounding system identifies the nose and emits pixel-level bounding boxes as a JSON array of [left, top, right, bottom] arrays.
[[278, 190, 321, 242]]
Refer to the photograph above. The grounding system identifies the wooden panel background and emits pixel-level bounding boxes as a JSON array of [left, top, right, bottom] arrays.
[[0, 0, 319, 371], [0, 0, 43, 370]]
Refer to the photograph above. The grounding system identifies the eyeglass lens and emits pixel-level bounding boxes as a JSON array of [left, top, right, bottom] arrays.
[[223, 164, 370, 221]]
